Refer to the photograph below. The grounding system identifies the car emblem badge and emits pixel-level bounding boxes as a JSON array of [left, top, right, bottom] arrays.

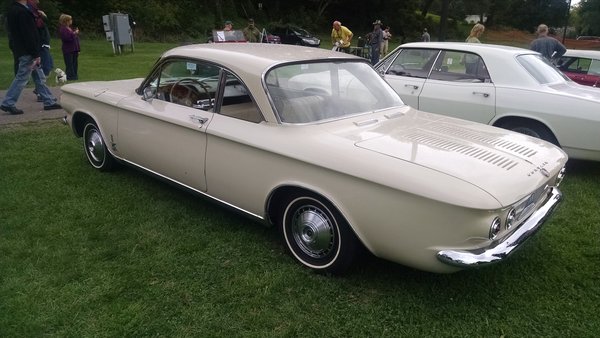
[[540, 168, 550, 177]]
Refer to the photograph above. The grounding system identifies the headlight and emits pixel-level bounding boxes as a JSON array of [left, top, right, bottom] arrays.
[[556, 167, 566, 187], [489, 217, 502, 240], [506, 208, 516, 230]]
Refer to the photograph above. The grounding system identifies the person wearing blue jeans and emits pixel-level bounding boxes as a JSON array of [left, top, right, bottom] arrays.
[[2, 55, 59, 114], [1, 0, 61, 115]]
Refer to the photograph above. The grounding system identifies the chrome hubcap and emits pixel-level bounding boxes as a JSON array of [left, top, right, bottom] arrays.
[[86, 129, 105, 164], [291, 206, 334, 258]]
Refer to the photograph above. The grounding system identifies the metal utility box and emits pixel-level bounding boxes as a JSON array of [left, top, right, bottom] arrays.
[[102, 13, 134, 54]]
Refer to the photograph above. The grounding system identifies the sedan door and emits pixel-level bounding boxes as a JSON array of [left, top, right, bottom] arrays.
[[418, 50, 496, 124], [379, 48, 439, 108]]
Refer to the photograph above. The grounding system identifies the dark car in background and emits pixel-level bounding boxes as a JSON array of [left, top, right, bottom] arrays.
[[576, 36, 600, 41], [268, 24, 321, 47], [557, 49, 600, 87]]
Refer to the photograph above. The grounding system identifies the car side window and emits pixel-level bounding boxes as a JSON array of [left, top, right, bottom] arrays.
[[429, 51, 491, 83], [589, 59, 600, 75], [218, 71, 264, 123], [152, 59, 220, 111], [557, 56, 588, 73], [565, 57, 591, 74], [385, 49, 439, 78]]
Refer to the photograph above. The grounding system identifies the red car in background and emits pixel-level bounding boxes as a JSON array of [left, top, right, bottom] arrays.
[[557, 49, 600, 87]]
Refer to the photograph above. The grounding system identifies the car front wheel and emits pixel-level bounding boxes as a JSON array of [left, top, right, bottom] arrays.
[[83, 121, 115, 171], [279, 193, 360, 274]]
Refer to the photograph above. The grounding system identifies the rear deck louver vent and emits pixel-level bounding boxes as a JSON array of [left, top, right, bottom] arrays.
[[404, 132, 519, 170], [426, 124, 538, 157]]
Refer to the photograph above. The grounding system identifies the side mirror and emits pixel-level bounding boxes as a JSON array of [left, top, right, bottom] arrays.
[[142, 86, 155, 101]]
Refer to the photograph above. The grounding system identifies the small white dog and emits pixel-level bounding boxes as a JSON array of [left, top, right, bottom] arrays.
[[55, 68, 67, 84]]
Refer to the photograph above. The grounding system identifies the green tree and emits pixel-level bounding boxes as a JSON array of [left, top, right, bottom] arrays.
[[0, 0, 575, 41], [576, 0, 600, 36]]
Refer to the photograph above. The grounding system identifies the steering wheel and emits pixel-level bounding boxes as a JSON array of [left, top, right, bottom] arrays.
[[169, 78, 211, 107]]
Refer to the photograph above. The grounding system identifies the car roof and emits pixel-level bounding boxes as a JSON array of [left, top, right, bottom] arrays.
[[161, 44, 364, 122], [397, 42, 536, 56], [564, 49, 600, 59], [163, 43, 358, 72]]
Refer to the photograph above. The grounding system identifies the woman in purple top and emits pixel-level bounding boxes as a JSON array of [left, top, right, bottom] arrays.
[[59, 13, 80, 80]]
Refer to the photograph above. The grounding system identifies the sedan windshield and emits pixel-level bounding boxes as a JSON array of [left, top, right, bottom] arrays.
[[516, 54, 571, 84], [266, 61, 404, 123]]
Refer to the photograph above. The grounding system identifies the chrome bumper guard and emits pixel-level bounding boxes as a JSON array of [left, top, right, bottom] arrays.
[[437, 186, 562, 268]]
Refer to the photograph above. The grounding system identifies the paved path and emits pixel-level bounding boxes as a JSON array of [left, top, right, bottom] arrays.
[[0, 87, 65, 125]]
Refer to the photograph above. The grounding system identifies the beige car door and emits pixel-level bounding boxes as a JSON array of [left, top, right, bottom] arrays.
[[117, 59, 221, 192]]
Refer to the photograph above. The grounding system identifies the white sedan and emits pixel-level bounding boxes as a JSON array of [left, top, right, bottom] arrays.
[[61, 44, 567, 274], [376, 42, 600, 161]]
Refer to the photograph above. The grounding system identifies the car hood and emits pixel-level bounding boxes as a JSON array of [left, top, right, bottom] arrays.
[[351, 109, 567, 206]]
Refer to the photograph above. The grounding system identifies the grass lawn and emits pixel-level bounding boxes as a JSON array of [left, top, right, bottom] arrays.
[[1, 37, 599, 336], [1, 120, 599, 337]]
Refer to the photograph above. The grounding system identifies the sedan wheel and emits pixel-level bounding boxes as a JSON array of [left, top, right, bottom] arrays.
[[83, 121, 115, 171], [280, 194, 359, 274]]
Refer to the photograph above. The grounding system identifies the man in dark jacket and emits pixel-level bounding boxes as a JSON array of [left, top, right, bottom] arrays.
[[530, 24, 566, 62], [1, 0, 61, 115]]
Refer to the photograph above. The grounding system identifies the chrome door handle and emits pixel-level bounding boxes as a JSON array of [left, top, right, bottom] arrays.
[[189, 115, 209, 124], [473, 91, 490, 98], [405, 84, 419, 90]]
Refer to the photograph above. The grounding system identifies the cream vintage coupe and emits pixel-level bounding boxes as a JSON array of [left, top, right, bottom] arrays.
[[62, 44, 567, 274]]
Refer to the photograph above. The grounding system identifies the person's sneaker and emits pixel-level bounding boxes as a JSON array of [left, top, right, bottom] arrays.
[[1, 105, 24, 115], [43, 103, 62, 111]]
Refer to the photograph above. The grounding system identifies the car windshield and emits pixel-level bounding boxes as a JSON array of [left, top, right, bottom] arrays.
[[516, 54, 570, 84], [266, 61, 405, 124], [291, 26, 311, 37]]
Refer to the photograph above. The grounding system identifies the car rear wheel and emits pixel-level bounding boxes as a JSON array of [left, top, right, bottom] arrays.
[[83, 121, 115, 171], [279, 193, 360, 274], [497, 119, 559, 146]]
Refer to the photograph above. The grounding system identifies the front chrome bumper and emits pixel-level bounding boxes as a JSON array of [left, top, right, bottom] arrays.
[[437, 186, 562, 268]]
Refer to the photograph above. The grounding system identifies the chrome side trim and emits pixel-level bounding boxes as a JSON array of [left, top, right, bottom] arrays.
[[437, 186, 562, 268]]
